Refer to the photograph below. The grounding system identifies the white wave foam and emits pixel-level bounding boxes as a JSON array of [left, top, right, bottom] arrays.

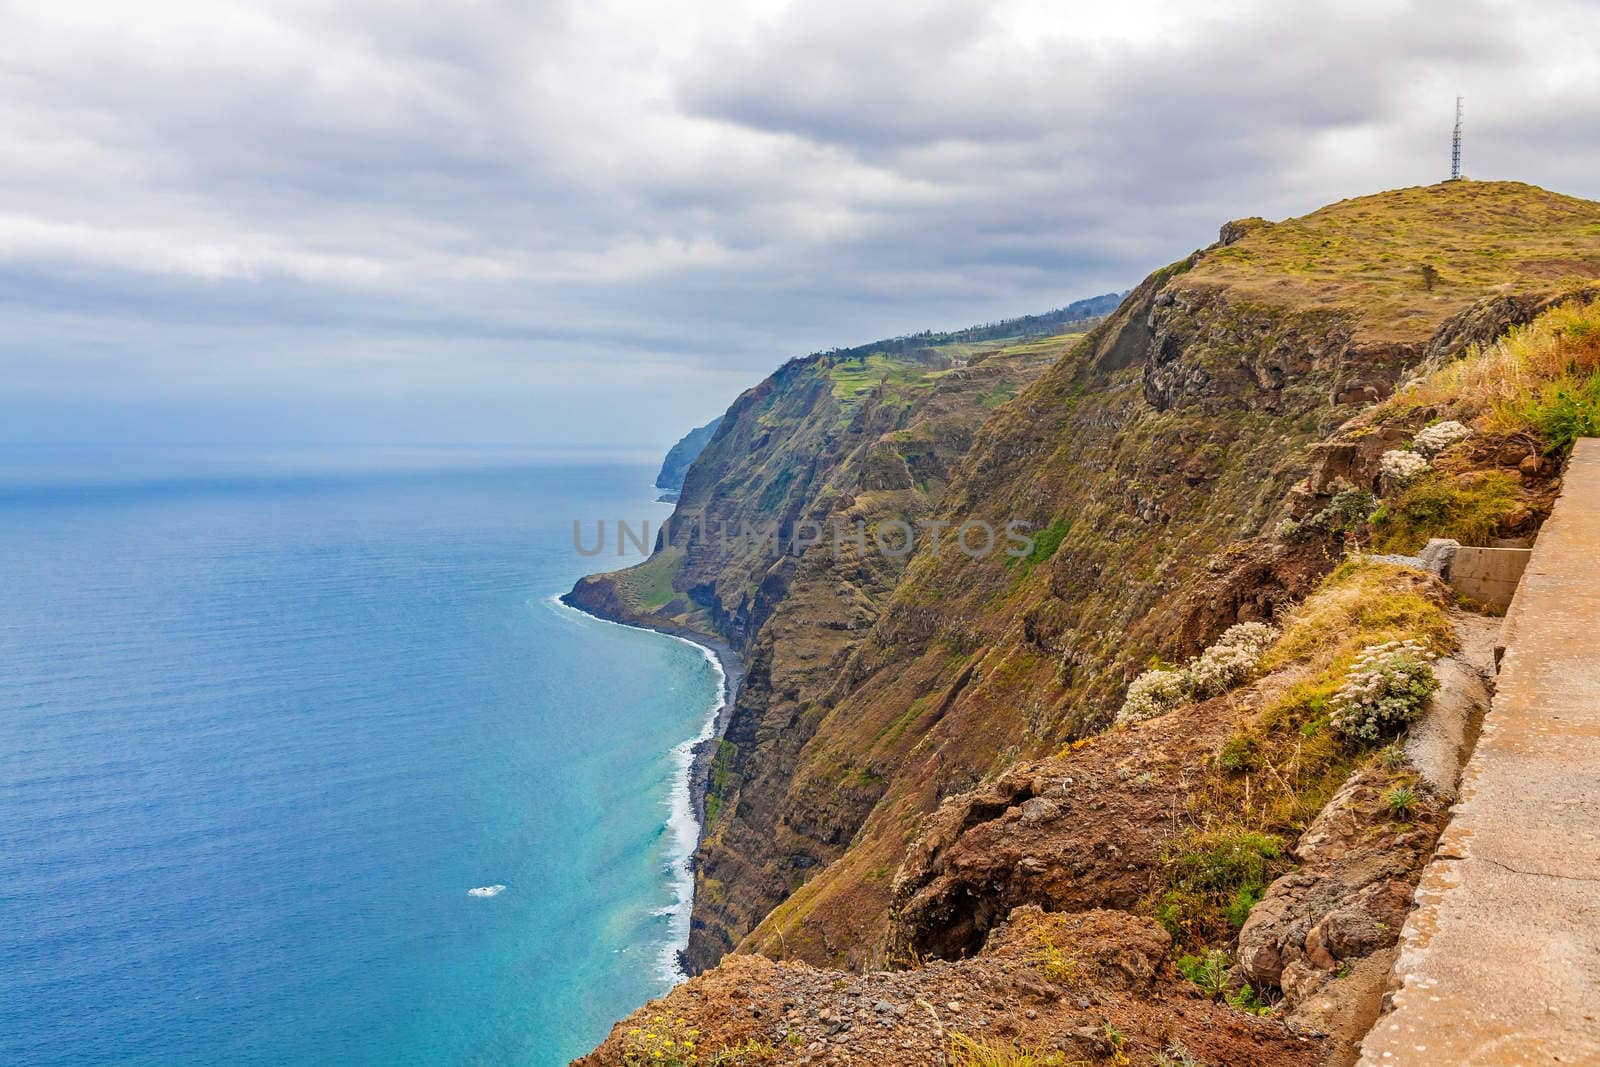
[[549, 594, 729, 986], [655, 635, 725, 984], [468, 884, 506, 898]]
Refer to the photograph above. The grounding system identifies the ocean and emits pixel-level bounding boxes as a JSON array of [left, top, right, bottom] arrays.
[[0, 447, 721, 1065]]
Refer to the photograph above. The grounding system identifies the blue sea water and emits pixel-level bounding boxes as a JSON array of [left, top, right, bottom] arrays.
[[0, 447, 720, 1065]]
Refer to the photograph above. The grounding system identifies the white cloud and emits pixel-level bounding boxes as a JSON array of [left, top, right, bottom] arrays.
[[0, 0, 1596, 446]]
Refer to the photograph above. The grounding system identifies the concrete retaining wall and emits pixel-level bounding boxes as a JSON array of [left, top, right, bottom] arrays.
[[1449, 547, 1530, 612], [1419, 539, 1531, 613]]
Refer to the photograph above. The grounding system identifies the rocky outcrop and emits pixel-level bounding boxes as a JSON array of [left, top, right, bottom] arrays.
[[1418, 287, 1600, 371], [983, 906, 1173, 994], [885, 604, 1490, 990], [1235, 766, 1447, 1004], [887, 695, 1242, 962], [1138, 284, 1366, 414]]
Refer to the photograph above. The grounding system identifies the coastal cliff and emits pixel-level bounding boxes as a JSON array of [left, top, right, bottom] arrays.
[[565, 309, 1102, 836], [656, 417, 722, 495], [574, 180, 1600, 1064], [565, 299, 1115, 963]]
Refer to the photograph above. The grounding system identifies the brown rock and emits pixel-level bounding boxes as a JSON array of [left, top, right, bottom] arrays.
[[1305, 922, 1337, 970], [887, 711, 1235, 961], [1280, 959, 1331, 1004], [1236, 765, 1448, 1005], [982, 906, 1171, 994], [1018, 797, 1062, 827], [1238, 935, 1287, 987]]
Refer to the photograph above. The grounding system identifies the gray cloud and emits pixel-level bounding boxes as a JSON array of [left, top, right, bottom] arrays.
[[1, 0, 1596, 448]]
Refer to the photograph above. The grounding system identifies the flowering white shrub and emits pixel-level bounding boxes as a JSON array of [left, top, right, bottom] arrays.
[[1117, 622, 1281, 724], [1187, 622, 1280, 697], [1214, 621, 1280, 656], [1186, 643, 1262, 698], [1116, 668, 1188, 726], [1329, 640, 1439, 743], [1412, 420, 1473, 457], [1379, 449, 1430, 485]]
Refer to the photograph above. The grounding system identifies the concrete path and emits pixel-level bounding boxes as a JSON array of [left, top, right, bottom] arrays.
[[1359, 438, 1600, 1065]]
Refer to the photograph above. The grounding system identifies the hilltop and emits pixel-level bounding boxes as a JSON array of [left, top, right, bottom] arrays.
[[572, 181, 1600, 1065], [1187, 182, 1600, 343]]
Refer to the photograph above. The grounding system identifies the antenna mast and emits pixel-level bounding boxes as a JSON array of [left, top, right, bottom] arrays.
[[1450, 97, 1463, 180]]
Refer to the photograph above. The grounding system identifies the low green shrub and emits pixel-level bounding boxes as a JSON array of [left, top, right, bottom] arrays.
[[1176, 950, 1230, 996], [1217, 731, 1259, 773], [1312, 487, 1378, 533], [1514, 370, 1600, 456], [1225, 983, 1274, 1016], [1369, 469, 1520, 553], [1176, 950, 1272, 1016], [1385, 785, 1418, 819], [1223, 884, 1265, 930], [1154, 829, 1285, 946], [1007, 517, 1071, 571]]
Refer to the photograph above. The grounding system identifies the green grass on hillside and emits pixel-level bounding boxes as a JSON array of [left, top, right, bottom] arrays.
[[1005, 517, 1072, 573], [619, 545, 684, 613], [827, 352, 935, 404], [704, 739, 736, 823], [826, 330, 1083, 409], [991, 332, 1084, 358], [1369, 470, 1521, 554]]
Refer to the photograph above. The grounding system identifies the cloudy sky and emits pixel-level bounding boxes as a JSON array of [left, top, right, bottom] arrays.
[[2, 0, 1597, 452]]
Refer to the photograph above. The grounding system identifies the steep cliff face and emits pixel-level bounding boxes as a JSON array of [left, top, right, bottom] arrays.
[[579, 180, 1600, 1067], [697, 182, 1600, 974], [697, 185, 1600, 979], [569, 295, 1124, 652], [565, 329, 1089, 967], [571, 181, 1600, 1011], [655, 417, 722, 493]]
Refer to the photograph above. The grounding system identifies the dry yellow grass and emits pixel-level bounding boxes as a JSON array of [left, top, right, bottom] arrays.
[[1184, 181, 1600, 343], [1386, 294, 1600, 433], [1262, 559, 1456, 672], [949, 1032, 1084, 1067]]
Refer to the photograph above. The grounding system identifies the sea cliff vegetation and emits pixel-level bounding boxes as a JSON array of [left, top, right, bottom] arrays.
[[574, 180, 1600, 1065]]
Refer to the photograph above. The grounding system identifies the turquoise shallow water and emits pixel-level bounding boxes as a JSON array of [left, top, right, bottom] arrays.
[[0, 449, 717, 1065]]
